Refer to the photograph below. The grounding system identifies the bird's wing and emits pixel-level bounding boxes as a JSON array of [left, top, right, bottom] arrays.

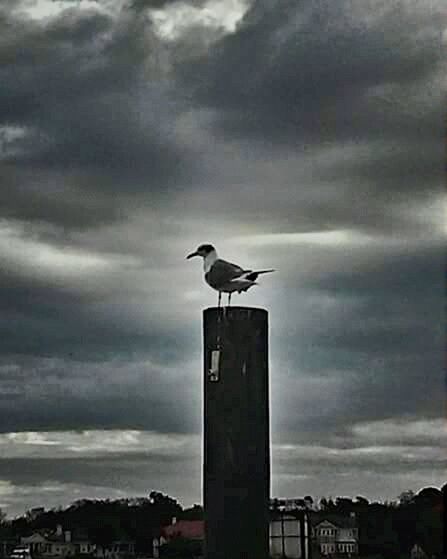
[[205, 259, 244, 289]]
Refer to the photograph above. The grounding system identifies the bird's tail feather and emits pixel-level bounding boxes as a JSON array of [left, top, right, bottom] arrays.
[[245, 269, 275, 281]]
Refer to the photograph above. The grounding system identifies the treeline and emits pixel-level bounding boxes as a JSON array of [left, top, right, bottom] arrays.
[[0, 492, 203, 555], [0, 485, 444, 557]]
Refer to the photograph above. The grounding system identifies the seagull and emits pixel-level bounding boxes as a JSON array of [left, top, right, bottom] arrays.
[[186, 244, 274, 307]]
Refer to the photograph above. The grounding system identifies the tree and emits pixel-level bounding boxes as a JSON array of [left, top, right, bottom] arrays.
[[398, 490, 415, 506], [148, 492, 182, 526], [319, 498, 328, 511], [180, 505, 203, 521], [0, 508, 6, 524], [335, 497, 354, 514], [319, 497, 336, 511], [303, 496, 314, 509], [416, 487, 442, 505], [355, 496, 369, 506]]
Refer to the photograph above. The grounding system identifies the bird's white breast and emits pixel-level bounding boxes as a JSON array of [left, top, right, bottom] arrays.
[[203, 250, 218, 273]]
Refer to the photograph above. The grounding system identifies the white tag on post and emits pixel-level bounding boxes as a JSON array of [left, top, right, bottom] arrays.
[[209, 349, 221, 382]]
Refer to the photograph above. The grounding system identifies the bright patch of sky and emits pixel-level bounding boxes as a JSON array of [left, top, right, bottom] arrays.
[[16, 0, 107, 20], [0, 430, 199, 458], [150, 0, 249, 40], [0, 220, 138, 282]]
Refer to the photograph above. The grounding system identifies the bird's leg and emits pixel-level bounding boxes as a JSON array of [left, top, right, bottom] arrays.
[[228, 293, 232, 307], [221, 292, 228, 319], [216, 292, 222, 349]]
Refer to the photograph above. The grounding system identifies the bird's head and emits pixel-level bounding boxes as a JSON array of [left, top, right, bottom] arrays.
[[186, 244, 216, 260]]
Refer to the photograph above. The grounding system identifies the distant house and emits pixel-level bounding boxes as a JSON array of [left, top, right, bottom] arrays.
[[270, 498, 315, 513], [153, 518, 204, 557], [20, 533, 54, 557], [310, 514, 358, 557], [162, 519, 204, 541], [410, 544, 428, 559], [155, 512, 312, 559], [0, 539, 18, 558], [21, 525, 80, 557], [94, 541, 135, 559], [21, 526, 134, 559]]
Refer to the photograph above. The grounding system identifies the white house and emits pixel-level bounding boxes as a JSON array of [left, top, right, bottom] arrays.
[[410, 544, 428, 559], [311, 515, 358, 556], [94, 542, 135, 559], [21, 526, 134, 559]]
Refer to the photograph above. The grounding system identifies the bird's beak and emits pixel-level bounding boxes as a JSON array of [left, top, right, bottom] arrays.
[[186, 251, 199, 260]]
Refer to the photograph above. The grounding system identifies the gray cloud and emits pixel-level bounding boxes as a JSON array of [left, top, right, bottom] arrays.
[[0, 3, 194, 231], [0, 0, 444, 515], [175, 0, 445, 235], [179, 0, 444, 144], [0, 356, 202, 434]]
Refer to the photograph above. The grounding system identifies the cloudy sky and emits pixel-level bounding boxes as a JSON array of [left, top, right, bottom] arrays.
[[0, 0, 445, 517]]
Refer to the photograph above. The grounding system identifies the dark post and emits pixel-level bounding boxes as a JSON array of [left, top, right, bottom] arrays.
[[203, 306, 270, 559]]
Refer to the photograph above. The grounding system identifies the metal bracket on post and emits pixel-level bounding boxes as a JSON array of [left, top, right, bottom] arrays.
[[208, 349, 221, 382]]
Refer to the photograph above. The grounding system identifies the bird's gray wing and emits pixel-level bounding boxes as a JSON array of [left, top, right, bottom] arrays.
[[205, 259, 245, 289]]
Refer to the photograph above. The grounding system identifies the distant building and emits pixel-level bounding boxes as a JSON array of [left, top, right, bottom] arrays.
[[155, 513, 312, 559], [270, 510, 311, 559], [310, 513, 358, 557], [270, 497, 317, 513], [9, 545, 32, 559], [95, 541, 135, 559], [270, 498, 312, 512], [21, 526, 134, 559], [410, 544, 428, 559], [0, 540, 18, 559], [162, 518, 204, 541], [153, 518, 204, 558]]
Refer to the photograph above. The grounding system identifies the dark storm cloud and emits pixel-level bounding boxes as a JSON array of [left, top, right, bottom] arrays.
[[179, 0, 444, 145], [269, 238, 444, 444], [0, 259, 192, 355], [175, 0, 444, 234], [129, 0, 207, 10], [0, 2, 193, 230], [0, 451, 202, 514], [0, 166, 125, 229], [0, 251, 201, 433], [0, 433, 444, 515], [0, 354, 201, 434], [0, 0, 444, 514], [0, 454, 196, 489]]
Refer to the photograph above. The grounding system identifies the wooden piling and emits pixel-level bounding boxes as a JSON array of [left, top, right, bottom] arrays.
[[203, 306, 270, 559]]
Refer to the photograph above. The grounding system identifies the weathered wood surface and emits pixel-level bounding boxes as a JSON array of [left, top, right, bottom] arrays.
[[203, 307, 270, 559]]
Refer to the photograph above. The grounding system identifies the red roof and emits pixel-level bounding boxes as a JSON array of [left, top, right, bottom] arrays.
[[162, 520, 204, 541]]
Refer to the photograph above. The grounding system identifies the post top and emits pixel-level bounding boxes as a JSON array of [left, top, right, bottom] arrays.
[[204, 306, 268, 318]]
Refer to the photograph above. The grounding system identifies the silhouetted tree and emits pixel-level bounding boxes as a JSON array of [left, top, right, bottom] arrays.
[[180, 505, 203, 521], [318, 497, 328, 510], [398, 490, 416, 506], [355, 496, 369, 507], [335, 497, 354, 514]]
